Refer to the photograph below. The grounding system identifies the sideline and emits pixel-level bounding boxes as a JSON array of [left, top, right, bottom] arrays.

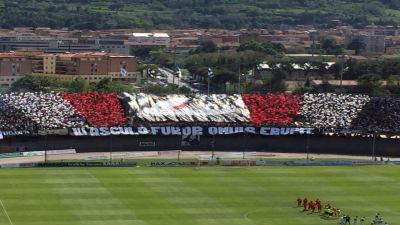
[[0, 199, 14, 225]]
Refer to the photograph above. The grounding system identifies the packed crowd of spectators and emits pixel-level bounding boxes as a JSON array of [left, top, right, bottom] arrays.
[[0, 92, 82, 131], [0, 91, 399, 135], [300, 93, 370, 129], [351, 97, 400, 133], [122, 93, 250, 123], [0, 98, 33, 131], [242, 93, 302, 125], [61, 92, 128, 127]]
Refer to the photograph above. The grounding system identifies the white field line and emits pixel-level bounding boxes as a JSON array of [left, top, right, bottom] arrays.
[[0, 199, 14, 225]]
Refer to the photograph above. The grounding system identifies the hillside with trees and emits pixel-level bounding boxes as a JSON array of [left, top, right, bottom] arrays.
[[1, 0, 400, 29]]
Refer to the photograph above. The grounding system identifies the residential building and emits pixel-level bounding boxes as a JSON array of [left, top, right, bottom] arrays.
[[126, 33, 170, 47], [200, 30, 240, 49], [33, 52, 140, 83], [345, 32, 385, 53], [0, 51, 41, 86], [0, 51, 141, 86], [171, 37, 200, 54], [0, 38, 129, 54]]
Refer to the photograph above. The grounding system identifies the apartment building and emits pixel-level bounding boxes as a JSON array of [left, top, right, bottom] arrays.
[[126, 33, 170, 47], [0, 51, 140, 86], [345, 32, 386, 53], [0, 37, 129, 55], [33, 52, 139, 83], [200, 33, 240, 49], [0, 51, 44, 86]]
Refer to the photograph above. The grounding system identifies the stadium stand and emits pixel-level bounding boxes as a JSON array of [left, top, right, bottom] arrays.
[[242, 93, 302, 125], [0, 92, 398, 135], [0, 92, 82, 131], [61, 92, 128, 127], [300, 93, 370, 129], [351, 96, 400, 133]]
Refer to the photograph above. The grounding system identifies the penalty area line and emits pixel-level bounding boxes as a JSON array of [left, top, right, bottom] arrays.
[[0, 199, 14, 225]]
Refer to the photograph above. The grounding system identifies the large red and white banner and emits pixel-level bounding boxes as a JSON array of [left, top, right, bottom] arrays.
[[123, 93, 251, 123]]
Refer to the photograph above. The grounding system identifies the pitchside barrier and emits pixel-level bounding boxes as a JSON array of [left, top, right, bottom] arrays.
[[147, 161, 197, 167], [0, 149, 76, 159], [0, 163, 39, 168], [111, 151, 158, 158], [145, 159, 400, 167], [283, 160, 388, 166], [147, 161, 217, 167], [1, 160, 399, 169], [0, 152, 24, 158], [38, 162, 137, 167], [0, 161, 137, 168], [2, 135, 400, 157], [221, 160, 256, 166], [213, 152, 257, 159]]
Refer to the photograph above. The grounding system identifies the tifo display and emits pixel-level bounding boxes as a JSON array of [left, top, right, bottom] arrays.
[[0, 92, 399, 138]]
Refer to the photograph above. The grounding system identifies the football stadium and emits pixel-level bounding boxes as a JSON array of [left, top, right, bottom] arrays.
[[0, 91, 399, 225]]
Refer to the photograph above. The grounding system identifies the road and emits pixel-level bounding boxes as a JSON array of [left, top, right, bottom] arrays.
[[158, 67, 200, 92]]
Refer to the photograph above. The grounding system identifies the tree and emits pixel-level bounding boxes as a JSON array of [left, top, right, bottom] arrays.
[[387, 75, 400, 94], [321, 38, 343, 55], [95, 78, 135, 93], [69, 77, 90, 92], [110, 1, 124, 12], [355, 73, 387, 95], [10, 75, 137, 93], [0, 0, 399, 30], [137, 64, 160, 76], [11, 75, 66, 92], [238, 42, 285, 55], [195, 41, 218, 53], [149, 49, 174, 67], [141, 83, 190, 94], [269, 70, 287, 92], [347, 38, 366, 55], [131, 46, 160, 58]]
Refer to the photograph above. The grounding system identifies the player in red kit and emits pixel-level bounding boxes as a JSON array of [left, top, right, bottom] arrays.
[[308, 201, 314, 212], [297, 197, 302, 207], [303, 198, 308, 210], [333, 207, 337, 217], [315, 198, 321, 206], [311, 202, 316, 213], [314, 198, 322, 213], [317, 201, 322, 213]]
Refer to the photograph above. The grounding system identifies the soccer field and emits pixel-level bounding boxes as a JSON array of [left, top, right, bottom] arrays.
[[0, 166, 398, 225]]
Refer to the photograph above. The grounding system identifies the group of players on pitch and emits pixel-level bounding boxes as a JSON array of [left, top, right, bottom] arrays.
[[297, 197, 330, 214], [296, 198, 389, 225]]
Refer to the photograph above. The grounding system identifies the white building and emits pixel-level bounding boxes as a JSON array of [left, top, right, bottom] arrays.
[[345, 32, 385, 53], [126, 33, 170, 47]]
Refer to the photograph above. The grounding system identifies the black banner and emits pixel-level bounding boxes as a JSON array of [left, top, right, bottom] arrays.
[[70, 126, 314, 137], [0, 130, 33, 139]]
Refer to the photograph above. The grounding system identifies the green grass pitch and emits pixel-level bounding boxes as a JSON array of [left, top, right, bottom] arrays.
[[0, 166, 399, 225]]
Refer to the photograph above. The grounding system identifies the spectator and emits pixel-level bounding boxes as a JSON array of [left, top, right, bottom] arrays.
[[62, 92, 128, 127], [301, 93, 370, 129], [0, 92, 83, 131], [351, 96, 400, 133], [242, 93, 302, 125]]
